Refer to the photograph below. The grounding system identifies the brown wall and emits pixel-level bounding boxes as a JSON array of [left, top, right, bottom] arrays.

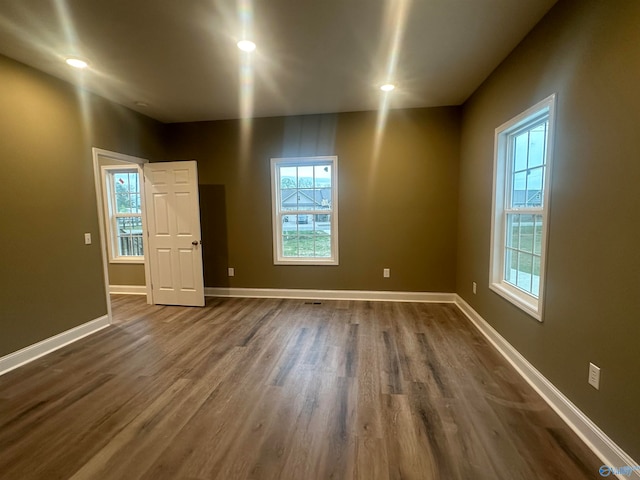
[[0, 54, 164, 357], [457, 0, 640, 460], [165, 108, 460, 292]]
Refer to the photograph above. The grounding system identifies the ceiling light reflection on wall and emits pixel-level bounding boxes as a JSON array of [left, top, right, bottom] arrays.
[[65, 57, 89, 69], [380, 83, 395, 92], [237, 40, 256, 52]]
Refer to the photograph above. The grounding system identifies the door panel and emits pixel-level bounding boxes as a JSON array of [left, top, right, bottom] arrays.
[[144, 161, 204, 306]]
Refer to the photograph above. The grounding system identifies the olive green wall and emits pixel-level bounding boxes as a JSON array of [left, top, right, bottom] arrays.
[[96, 157, 146, 287], [165, 108, 460, 292], [457, 0, 640, 460], [108, 264, 146, 287], [0, 54, 164, 357]]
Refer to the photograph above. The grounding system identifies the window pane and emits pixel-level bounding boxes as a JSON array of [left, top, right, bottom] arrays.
[[280, 188, 298, 210], [511, 171, 527, 207], [280, 167, 297, 190], [533, 215, 543, 255], [116, 216, 143, 231], [314, 164, 332, 188], [505, 247, 538, 296], [282, 214, 300, 233], [317, 187, 331, 210], [313, 215, 331, 257], [298, 235, 315, 257], [282, 232, 298, 257], [128, 193, 141, 214], [297, 166, 313, 187], [525, 167, 544, 207], [298, 189, 318, 210], [528, 121, 547, 168], [313, 234, 331, 257], [513, 132, 529, 172], [115, 216, 143, 256], [118, 234, 144, 256], [532, 256, 541, 297], [313, 214, 331, 234], [128, 173, 140, 194], [516, 253, 533, 293], [505, 248, 517, 285], [113, 172, 141, 213], [518, 214, 534, 254], [506, 214, 520, 249], [116, 216, 131, 232]]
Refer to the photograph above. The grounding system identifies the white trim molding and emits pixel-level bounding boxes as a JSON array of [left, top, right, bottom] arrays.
[[270, 156, 339, 266], [205, 287, 455, 303], [455, 295, 639, 479], [109, 285, 147, 295], [92, 147, 153, 313], [0, 315, 110, 377], [489, 94, 557, 322]]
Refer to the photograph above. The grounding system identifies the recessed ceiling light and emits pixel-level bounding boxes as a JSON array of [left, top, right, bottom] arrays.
[[65, 57, 89, 69], [237, 40, 256, 52], [380, 83, 395, 92]]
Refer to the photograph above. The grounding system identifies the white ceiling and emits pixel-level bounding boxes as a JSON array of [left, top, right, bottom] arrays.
[[0, 0, 557, 123]]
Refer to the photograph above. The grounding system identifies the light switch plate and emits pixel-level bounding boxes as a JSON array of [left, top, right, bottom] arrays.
[[588, 362, 601, 390]]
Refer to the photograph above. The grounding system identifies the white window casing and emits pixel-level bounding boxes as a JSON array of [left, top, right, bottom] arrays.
[[101, 165, 145, 264], [489, 94, 556, 321], [271, 156, 339, 265]]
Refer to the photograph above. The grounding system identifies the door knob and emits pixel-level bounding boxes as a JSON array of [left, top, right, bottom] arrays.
[[192, 241, 199, 246]]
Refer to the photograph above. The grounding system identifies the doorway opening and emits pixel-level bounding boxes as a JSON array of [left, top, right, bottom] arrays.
[[92, 148, 152, 323]]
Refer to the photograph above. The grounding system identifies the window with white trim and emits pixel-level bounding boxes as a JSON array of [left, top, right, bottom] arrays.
[[101, 166, 144, 263], [490, 95, 556, 321], [270, 156, 338, 265]]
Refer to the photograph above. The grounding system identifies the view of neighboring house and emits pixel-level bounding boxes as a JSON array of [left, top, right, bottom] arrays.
[[281, 188, 332, 223]]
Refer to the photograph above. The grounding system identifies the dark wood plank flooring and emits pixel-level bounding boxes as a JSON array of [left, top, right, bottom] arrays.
[[0, 296, 603, 479]]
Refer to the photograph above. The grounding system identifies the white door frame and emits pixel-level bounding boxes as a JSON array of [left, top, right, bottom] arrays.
[[92, 148, 153, 324]]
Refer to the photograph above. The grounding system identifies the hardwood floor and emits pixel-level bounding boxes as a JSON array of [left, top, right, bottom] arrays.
[[0, 296, 602, 479]]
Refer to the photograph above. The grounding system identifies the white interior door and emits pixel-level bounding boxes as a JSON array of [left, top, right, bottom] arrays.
[[144, 161, 205, 306]]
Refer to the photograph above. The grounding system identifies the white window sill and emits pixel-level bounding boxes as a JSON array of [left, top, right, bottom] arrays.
[[109, 257, 145, 265], [489, 282, 542, 322], [274, 258, 339, 266]]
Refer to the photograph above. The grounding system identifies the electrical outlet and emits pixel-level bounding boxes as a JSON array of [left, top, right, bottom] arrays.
[[84, 233, 92, 245], [588, 362, 601, 390], [472, 282, 477, 294], [383, 268, 390, 278], [228, 267, 235, 277]]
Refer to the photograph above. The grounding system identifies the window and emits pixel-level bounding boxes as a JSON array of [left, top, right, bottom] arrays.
[[101, 166, 144, 263], [489, 95, 556, 321], [270, 156, 338, 265]]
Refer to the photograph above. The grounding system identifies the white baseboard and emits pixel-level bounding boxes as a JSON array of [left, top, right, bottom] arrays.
[[454, 295, 639, 479], [109, 285, 147, 295], [0, 315, 110, 377], [205, 287, 456, 303]]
